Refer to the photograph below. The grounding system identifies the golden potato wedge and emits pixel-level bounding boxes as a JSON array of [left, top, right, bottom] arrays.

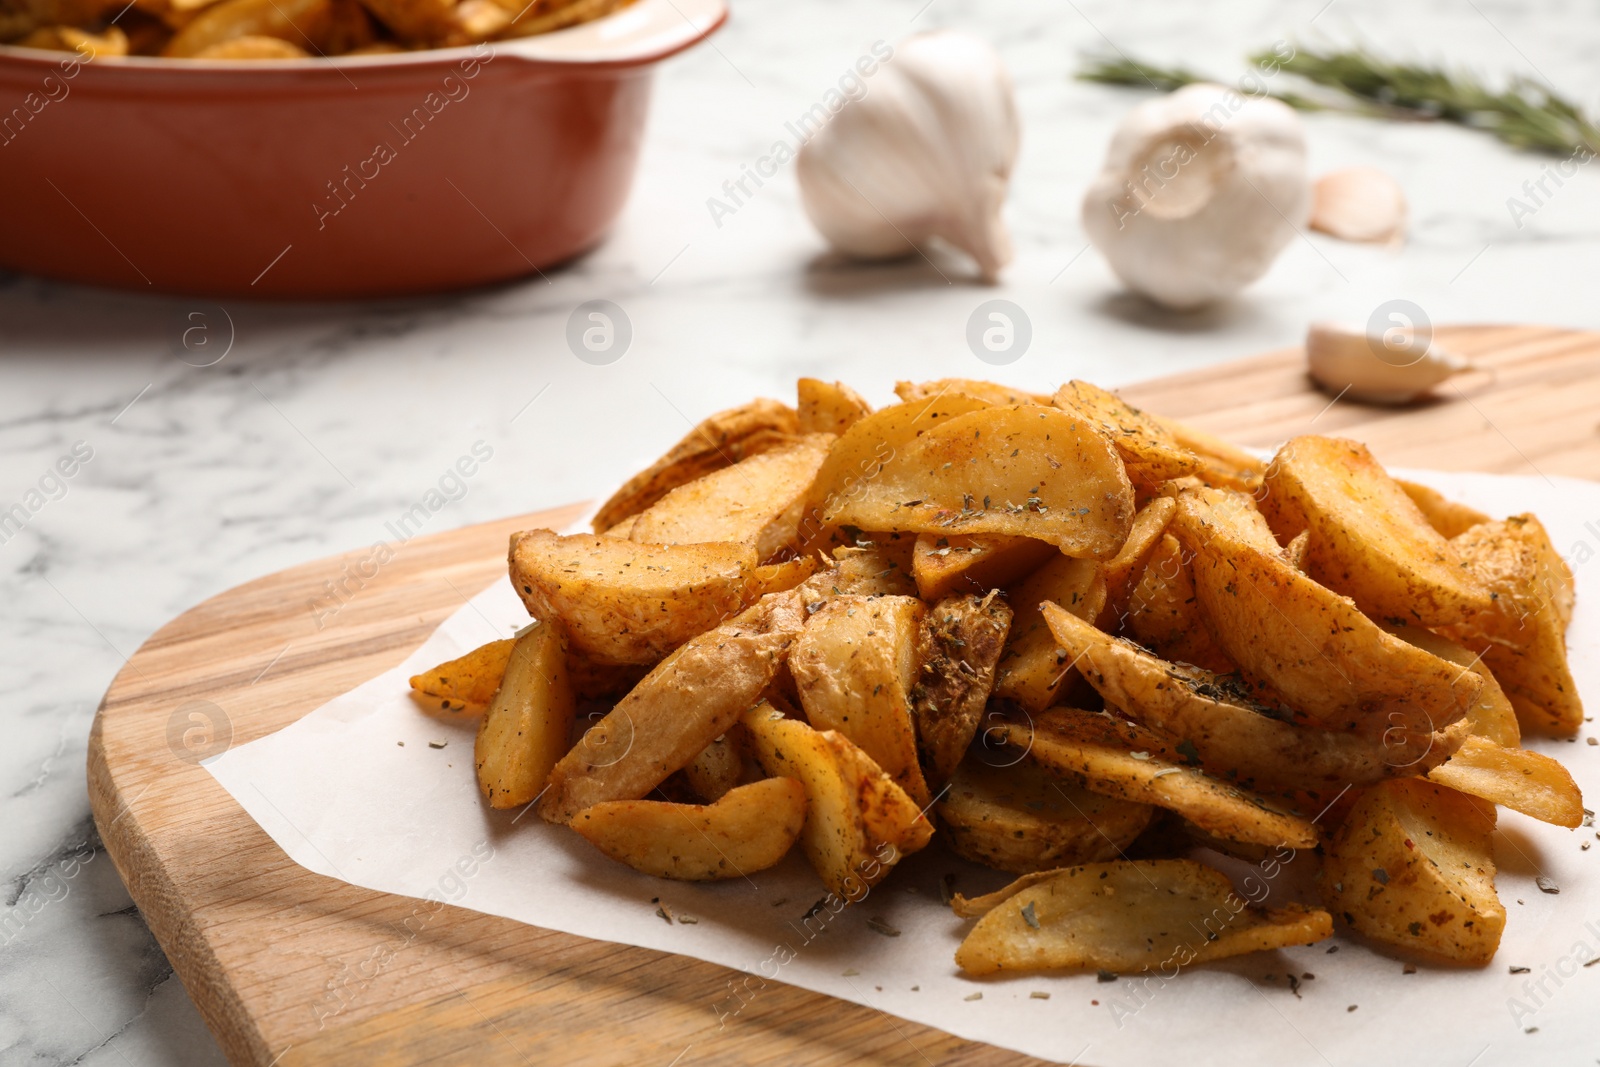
[[912, 533, 1057, 601], [1443, 514, 1581, 734], [993, 708, 1319, 848], [164, 0, 331, 55], [950, 868, 1064, 918], [591, 399, 801, 533], [1390, 625, 1520, 747], [937, 755, 1154, 874], [411, 637, 514, 707], [1322, 779, 1504, 964], [571, 777, 807, 880], [1042, 602, 1465, 792], [1398, 479, 1491, 539], [1152, 414, 1267, 492], [797, 378, 872, 435], [474, 620, 575, 809], [683, 724, 758, 803], [1096, 496, 1176, 627], [789, 594, 929, 805], [910, 592, 1012, 787], [537, 591, 804, 824], [509, 530, 810, 666], [1171, 486, 1480, 741], [500, 0, 628, 38], [18, 23, 129, 54], [828, 540, 919, 596], [894, 379, 1053, 406], [954, 860, 1332, 976], [742, 704, 933, 899], [1283, 529, 1310, 571], [812, 402, 1135, 556], [1052, 380, 1205, 490], [1123, 533, 1235, 673], [191, 32, 308, 56], [1260, 436, 1493, 626], [628, 434, 833, 561], [1425, 735, 1583, 827], [993, 555, 1107, 713]]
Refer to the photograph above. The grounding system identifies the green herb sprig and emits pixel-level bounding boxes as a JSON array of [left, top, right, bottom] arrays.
[[1078, 48, 1600, 158]]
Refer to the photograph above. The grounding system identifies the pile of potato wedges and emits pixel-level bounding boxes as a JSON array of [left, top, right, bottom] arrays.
[[411, 377, 1585, 974]]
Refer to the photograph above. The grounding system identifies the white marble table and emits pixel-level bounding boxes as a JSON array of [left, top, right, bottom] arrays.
[[4, 0, 1599, 1061]]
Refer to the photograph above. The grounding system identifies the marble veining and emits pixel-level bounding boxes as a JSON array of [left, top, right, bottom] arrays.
[[4, 0, 1600, 1061]]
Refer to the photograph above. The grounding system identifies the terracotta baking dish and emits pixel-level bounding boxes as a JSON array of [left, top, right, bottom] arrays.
[[0, 0, 724, 298]]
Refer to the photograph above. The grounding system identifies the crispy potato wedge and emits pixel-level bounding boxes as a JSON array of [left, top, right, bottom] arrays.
[[509, 530, 811, 666], [1123, 533, 1236, 673], [1425, 735, 1583, 827], [1322, 779, 1504, 964], [1443, 514, 1581, 734], [629, 434, 833, 561], [954, 860, 1332, 975], [912, 533, 1056, 601], [1052, 380, 1205, 490], [1261, 436, 1493, 625], [993, 708, 1319, 848], [474, 621, 575, 809], [1042, 602, 1465, 792], [894, 379, 1053, 406], [993, 554, 1107, 712], [1391, 625, 1520, 747], [937, 755, 1154, 874], [591, 398, 801, 532], [18, 23, 129, 53], [1172, 486, 1480, 740], [1398, 479, 1491, 539], [571, 777, 807, 880], [911, 592, 1012, 787], [813, 402, 1135, 556], [537, 591, 804, 824], [1096, 496, 1176, 627], [797, 378, 872, 435], [1152, 414, 1267, 492], [163, 0, 331, 55], [742, 703, 934, 899], [789, 594, 930, 805], [411, 637, 515, 707], [950, 868, 1064, 918], [829, 540, 919, 596], [192, 33, 308, 56], [683, 724, 758, 803]]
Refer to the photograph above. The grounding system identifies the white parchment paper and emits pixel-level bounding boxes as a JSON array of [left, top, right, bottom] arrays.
[[208, 470, 1600, 1067]]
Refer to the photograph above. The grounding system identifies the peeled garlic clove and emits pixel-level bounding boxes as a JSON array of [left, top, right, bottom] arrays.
[[1081, 83, 1310, 310], [796, 30, 1019, 281], [1305, 322, 1474, 405], [1309, 167, 1407, 243]]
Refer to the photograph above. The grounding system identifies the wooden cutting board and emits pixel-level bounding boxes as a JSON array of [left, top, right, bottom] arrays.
[[88, 325, 1600, 1067]]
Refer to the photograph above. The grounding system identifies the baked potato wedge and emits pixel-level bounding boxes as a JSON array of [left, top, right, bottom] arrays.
[[812, 402, 1135, 556], [797, 378, 872, 435], [411, 637, 515, 707], [1260, 436, 1493, 626], [1443, 514, 1582, 734], [1052, 380, 1205, 490], [894, 379, 1053, 406], [509, 530, 811, 666], [1425, 735, 1583, 827], [537, 591, 804, 824], [789, 594, 930, 805], [742, 703, 934, 899], [991, 708, 1319, 848], [1152, 414, 1267, 492], [683, 724, 759, 803], [1096, 496, 1176, 628], [1123, 533, 1235, 672], [954, 860, 1332, 975], [474, 620, 576, 809], [571, 777, 807, 880], [910, 592, 1012, 787], [911, 533, 1056, 601], [1322, 779, 1504, 964], [937, 755, 1154, 874], [1042, 602, 1465, 792], [1171, 487, 1480, 741], [992, 554, 1107, 713], [628, 433, 833, 561], [590, 398, 800, 532], [1398, 479, 1491, 539]]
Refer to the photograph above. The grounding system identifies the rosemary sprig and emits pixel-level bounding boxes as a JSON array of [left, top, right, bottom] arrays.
[[1078, 48, 1600, 158]]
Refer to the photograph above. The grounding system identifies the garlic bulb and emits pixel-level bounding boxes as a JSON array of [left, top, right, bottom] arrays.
[[1309, 167, 1407, 244], [1306, 322, 1474, 405], [796, 30, 1019, 281], [1081, 83, 1310, 310]]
